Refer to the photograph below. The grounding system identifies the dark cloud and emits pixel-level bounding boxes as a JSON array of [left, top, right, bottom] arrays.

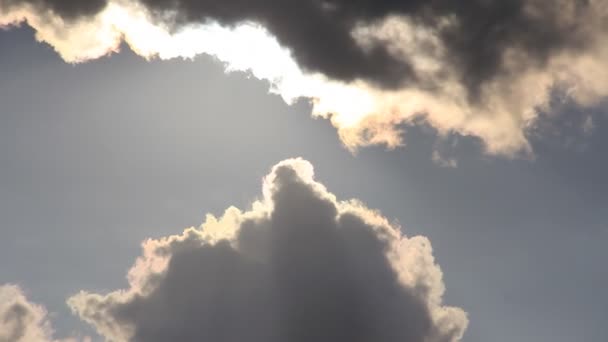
[[69, 159, 467, 341], [147, 0, 592, 97], [2, 302, 30, 342], [1, 0, 596, 95], [3, 0, 605, 154]]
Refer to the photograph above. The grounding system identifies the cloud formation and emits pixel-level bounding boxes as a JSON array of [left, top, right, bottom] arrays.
[[68, 158, 467, 341], [0, 285, 53, 342], [3, 0, 606, 155], [0, 284, 85, 342]]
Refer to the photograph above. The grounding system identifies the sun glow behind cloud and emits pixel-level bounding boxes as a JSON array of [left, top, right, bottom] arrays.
[[2, 0, 608, 156], [0, 1, 379, 134]]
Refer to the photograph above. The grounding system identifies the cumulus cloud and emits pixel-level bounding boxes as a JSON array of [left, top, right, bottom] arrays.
[[67, 158, 467, 341], [0, 284, 85, 342], [0, 285, 53, 342], [1, 0, 608, 156]]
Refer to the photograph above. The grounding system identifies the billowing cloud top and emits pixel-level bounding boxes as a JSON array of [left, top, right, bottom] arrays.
[[66, 158, 468, 341], [2, 0, 607, 156]]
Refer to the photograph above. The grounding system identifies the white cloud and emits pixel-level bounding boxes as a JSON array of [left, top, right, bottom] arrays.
[[0, 285, 87, 342]]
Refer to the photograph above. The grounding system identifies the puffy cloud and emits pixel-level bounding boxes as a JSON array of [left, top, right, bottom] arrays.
[[68, 158, 467, 341], [0, 284, 85, 342], [1, 1, 608, 156], [0, 285, 53, 342]]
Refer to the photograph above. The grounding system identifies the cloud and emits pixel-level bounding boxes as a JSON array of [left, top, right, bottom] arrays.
[[0, 285, 53, 342], [432, 150, 458, 169], [582, 115, 595, 136], [0, 284, 86, 342], [3, 1, 605, 156], [68, 158, 467, 341]]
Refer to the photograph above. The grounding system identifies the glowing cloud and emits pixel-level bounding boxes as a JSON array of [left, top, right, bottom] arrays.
[[2, 0, 607, 156], [68, 158, 468, 341]]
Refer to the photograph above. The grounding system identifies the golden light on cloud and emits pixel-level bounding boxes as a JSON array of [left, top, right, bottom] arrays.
[[2, 0, 608, 156]]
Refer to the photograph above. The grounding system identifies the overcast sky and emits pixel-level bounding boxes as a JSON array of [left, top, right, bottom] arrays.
[[1, 18, 608, 342]]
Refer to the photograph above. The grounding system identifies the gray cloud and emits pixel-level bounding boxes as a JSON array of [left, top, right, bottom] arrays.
[[1, 0, 607, 155], [68, 158, 467, 341], [0, 0, 597, 94]]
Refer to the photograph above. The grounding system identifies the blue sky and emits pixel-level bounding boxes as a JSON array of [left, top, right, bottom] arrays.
[[1, 24, 608, 341]]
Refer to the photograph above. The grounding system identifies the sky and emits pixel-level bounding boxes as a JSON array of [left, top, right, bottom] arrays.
[[1, 1, 608, 341]]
